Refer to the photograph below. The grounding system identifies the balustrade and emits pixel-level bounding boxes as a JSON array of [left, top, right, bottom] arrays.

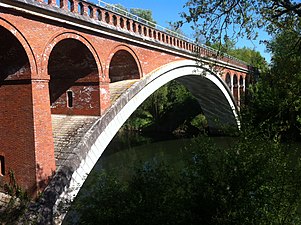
[[35, 0, 248, 68]]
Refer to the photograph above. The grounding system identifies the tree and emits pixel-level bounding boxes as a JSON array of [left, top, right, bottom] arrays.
[[141, 84, 169, 122], [180, 0, 301, 45], [106, 4, 157, 26], [130, 8, 157, 25], [209, 39, 268, 71], [123, 79, 208, 135], [248, 30, 301, 140], [230, 47, 268, 71]]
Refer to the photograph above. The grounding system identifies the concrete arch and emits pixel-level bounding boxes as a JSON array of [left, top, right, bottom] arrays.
[[0, 18, 37, 77], [42, 32, 103, 80], [52, 60, 239, 223], [106, 45, 142, 82]]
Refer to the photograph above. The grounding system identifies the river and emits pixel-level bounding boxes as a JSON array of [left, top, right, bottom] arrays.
[[63, 130, 301, 224], [64, 131, 199, 224], [84, 131, 235, 182]]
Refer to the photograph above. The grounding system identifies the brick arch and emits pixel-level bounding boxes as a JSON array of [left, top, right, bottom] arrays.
[[42, 32, 103, 80], [225, 72, 231, 89], [106, 45, 142, 82], [44, 32, 103, 116], [233, 74, 239, 103], [0, 18, 37, 77]]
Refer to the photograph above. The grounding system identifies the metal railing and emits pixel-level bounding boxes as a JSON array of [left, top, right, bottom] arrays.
[[97, 0, 193, 43], [96, 0, 247, 66]]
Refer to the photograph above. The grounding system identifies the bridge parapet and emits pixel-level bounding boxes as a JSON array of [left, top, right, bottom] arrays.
[[15, 0, 248, 69]]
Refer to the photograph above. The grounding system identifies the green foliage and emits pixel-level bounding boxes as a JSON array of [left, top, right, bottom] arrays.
[[142, 84, 169, 122], [130, 8, 157, 25], [209, 39, 268, 71], [124, 80, 204, 134], [106, 4, 157, 26], [190, 113, 207, 130], [180, 0, 301, 44], [0, 170, 29, 224], [230, 47, 268, 72], [166, 80, 192, 105], [184, 134, 301, 224], [247, 30, 301, 140], [68, 133, 301, 225]]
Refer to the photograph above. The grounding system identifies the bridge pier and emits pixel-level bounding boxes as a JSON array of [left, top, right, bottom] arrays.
[[0, 23, 56, 197], [0, 78, 55, 196]]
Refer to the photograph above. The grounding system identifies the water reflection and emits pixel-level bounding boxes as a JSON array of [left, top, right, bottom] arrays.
[[94, 131, 193, 181]]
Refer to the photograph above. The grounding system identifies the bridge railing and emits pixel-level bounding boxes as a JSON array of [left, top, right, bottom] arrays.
[[97, 0, 193, 43], [37, 0, 248, 69]]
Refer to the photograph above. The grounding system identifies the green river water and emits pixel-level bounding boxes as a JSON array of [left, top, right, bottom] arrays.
[[64, 131, 301, 224], [88, 132, 235, 181]]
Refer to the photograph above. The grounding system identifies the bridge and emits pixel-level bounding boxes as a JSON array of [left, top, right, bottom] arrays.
[[0, 0, 252, 223]]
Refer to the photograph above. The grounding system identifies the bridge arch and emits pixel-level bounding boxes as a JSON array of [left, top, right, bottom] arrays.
[[225, 72, 231, 90], [239, 74, 245, 92], [107, 45, 142, 82], [52, 60, 239, 223], [45, 34, 102, 115], [42, 32, 103, 79], [233, 74, 239, 103], [0, 18, 37, 77]]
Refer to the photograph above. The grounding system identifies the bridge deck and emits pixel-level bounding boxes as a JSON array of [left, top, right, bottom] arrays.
[[52, 115, 99, 168], [109, 79, 139, 102]]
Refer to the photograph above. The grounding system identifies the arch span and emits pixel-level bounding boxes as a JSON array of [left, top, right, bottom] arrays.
[[108, 45, 142, 82], [0, 25, 31, 80], [47, 38, 101, 115], [42, 32, 103, 79], [50, 60, 239, 223], [0, 24, 34, 190], [0, 18, 37, 77]]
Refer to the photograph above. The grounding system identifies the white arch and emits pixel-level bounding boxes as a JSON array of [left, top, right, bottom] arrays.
[[53, 60, 239, 223]]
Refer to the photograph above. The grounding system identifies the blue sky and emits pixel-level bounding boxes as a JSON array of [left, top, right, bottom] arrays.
[[94, 0, 271, 62]]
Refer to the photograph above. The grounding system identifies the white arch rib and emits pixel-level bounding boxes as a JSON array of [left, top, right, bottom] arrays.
[[53, 60, 239, 224]]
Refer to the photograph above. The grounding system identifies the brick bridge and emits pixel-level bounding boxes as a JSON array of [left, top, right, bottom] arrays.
[[0, 0, 252, 223]]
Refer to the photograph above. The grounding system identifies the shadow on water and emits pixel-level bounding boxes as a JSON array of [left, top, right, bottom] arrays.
[[93, 131, 192, 180], [64, 131, 196, 224], [83, 131, 237, 185]]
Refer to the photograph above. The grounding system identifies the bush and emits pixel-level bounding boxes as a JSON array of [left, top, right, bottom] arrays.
[[67, 134, 301, 225]]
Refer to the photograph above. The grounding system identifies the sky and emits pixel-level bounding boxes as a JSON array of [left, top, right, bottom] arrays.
[[94, 0, 271, 63]]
